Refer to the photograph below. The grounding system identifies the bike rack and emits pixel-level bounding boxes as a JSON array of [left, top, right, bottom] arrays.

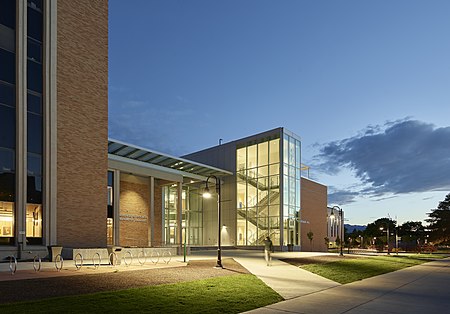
[[92, 252, 101, 269], [33, 255, 41, 272], [54, 254, 63, 272], [123, 250, 133, 266], [109, 252, 118, 267], [9, 256, 17, 275], [137, 251, 146, 266], [74, 253, 83, 270], [162, 251, 172, 264], [150, 251, 159, 264]]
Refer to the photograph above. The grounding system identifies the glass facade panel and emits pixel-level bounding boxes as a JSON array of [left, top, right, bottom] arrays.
[[269, 139, 279, 164], [0, 105, 16, 149], [26, 0, 44, 245], [282, 133, 302, 246], [237, 179, 246, 209], [236, 135, 281, 246], [0, 0, 16, 29], [257, 142, 268, 166], [0, 83, 15, 107], [247, 145, 257, 169], [0, 49, 15, 84], [0, 0, 15, 246], [236, 147, 246, 172], [185, 186, 203, 245], [163, 185, 178, 245]]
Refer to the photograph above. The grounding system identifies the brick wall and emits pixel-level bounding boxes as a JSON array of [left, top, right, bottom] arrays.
[[56, 0, 108, 247], [301, 178, 328, 252], [119, 180, 149, 247]]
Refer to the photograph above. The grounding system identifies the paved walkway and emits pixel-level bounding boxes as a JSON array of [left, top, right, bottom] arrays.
[[190, 250, 340, 299], [191, 250, 450, 314], [2, 250, 449, 313]]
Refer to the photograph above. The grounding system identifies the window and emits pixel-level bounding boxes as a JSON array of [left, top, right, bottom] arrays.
[[27, 60, 43, 93], [27, 38, 41, 63], [27, 92, 41, 114], [27, 112, 43, 154], [0, 0, 16, 29], [0, 105, 15, 149], [27, 5, 42, 41], [0, 49, 15, 84]]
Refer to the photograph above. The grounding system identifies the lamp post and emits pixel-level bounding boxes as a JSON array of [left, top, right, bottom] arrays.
[[202, 175, 223, 268], [380, 224, 390, 255], [331, 205, 344, 256]]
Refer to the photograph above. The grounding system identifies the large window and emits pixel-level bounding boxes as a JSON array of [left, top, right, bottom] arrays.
[[0, 0, 16, 246], [283, 133, 302, 246], [26, 0, 44, 245], [163, 185, 178, 245], [184, 186, 203, 246], [236, 138, 280, 246]]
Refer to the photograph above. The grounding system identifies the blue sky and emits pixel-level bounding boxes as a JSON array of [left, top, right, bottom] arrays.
[[109, 0, 450, 225]]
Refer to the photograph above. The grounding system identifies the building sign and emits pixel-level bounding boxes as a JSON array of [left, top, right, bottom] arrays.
[[119, 214, 148, 223]]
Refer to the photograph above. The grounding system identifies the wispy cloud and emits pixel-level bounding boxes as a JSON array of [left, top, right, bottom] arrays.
[[316, 119, 450, 203], [328, 188, 360, 205]]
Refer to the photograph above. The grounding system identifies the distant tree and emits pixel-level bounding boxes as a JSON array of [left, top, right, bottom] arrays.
[[363, 218, 396, 245], [307, 231, 314, 251], [399, 221, 424, 241], [426, 193, 450, 244]]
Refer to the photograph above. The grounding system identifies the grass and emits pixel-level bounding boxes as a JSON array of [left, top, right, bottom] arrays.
[[0, 274, 283, 314], [302, 255, 432, 284]]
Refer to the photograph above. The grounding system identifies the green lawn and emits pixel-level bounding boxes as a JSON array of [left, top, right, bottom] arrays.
[[302, 255, 432, 284], [0, 274, 283, 314]]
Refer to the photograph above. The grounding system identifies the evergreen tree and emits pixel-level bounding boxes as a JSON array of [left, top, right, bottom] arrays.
[[426, 193, 450, 244]]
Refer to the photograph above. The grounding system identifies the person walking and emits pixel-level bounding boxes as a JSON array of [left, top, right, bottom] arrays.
[[263, 236, 273, 266]]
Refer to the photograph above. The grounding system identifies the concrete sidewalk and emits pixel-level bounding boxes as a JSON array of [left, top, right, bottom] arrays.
[[190, 250, 341, 299], [244, 257, 450, 314]]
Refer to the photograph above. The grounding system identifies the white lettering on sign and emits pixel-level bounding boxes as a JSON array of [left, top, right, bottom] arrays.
[[119, 214, 148, 223]]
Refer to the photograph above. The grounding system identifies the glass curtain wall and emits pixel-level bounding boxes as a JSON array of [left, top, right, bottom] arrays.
[[26, 0, 44, 244], [236, 138, 280, 246], [163, 185, 178, 245], [184, 186, 203, 246], [0, 0, 16, 245], [283, 133, 301, 246]]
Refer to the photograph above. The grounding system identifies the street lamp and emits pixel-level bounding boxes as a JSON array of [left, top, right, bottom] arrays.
[[331, 205, 344, 256], [379, 224, 390, 255], [202, 175, 223, 268]]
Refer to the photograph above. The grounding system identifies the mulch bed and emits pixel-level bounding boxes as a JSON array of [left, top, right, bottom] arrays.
[[280, 255, 363, 267], [0, 258, 249, 304]]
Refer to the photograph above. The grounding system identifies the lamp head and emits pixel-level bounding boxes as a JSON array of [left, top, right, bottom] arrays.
[[202, 186, 212, 199]]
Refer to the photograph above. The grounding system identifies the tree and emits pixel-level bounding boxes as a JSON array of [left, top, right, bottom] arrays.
[[426, 193, 450, 244], [307, 231, 314, 251]]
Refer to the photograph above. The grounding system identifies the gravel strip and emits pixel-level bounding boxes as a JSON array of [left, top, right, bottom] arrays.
[[0, 258, 249, 304]]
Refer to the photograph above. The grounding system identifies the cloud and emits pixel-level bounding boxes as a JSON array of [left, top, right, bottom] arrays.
[[316, 119, 450, 201], [328, 189, 360, 205]]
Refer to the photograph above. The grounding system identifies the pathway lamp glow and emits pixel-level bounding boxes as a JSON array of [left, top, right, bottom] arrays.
[[331, 206, 344, 256], [202, 175, 223, 268]]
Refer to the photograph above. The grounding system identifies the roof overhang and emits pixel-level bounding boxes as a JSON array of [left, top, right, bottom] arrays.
[[108, 139, 233, 182]]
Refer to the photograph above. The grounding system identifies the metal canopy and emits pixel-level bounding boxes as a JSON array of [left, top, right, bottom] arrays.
[[108, 139, 233, 178]]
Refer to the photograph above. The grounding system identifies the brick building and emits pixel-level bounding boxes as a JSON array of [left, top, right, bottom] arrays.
[[0, 0, 329, 259]]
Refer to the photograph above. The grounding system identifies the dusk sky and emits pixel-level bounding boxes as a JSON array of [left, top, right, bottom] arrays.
[[108, 0, 450, 225]]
